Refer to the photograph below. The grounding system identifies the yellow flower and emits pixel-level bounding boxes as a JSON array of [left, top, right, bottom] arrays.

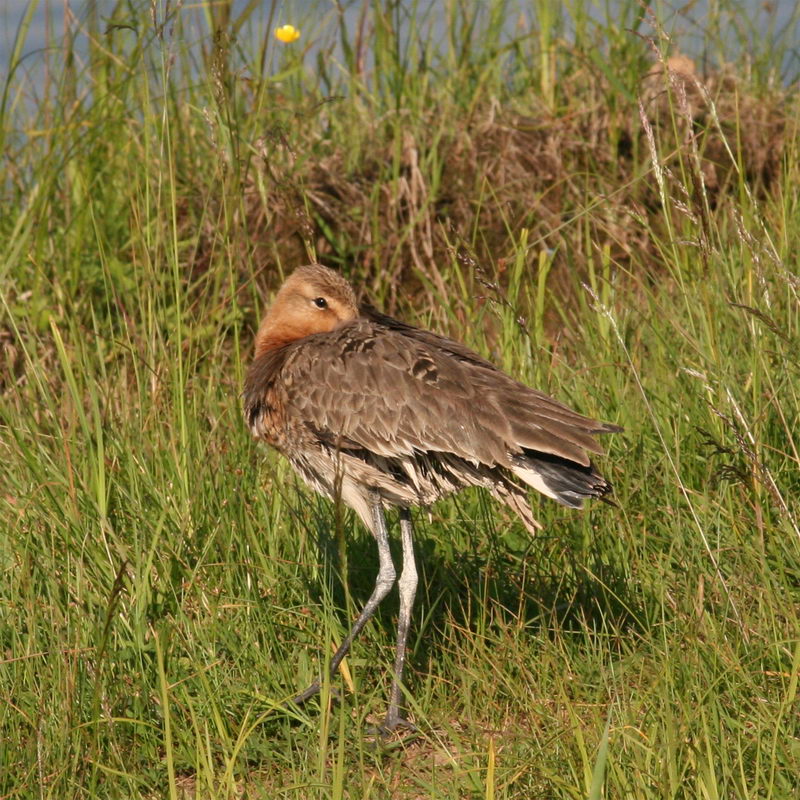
[[274, 24, 300, 44]]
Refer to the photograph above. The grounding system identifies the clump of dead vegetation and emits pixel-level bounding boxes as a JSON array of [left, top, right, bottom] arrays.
[[183, 49, 796, 321]]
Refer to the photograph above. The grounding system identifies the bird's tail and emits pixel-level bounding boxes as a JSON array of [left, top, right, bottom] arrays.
[[510, 451, 613, 509]]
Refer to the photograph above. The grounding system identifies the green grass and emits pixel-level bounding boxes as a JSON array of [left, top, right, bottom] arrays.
[[2, 0, 800, 797]]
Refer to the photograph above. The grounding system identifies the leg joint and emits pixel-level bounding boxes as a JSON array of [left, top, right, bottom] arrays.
[[397, 562, 417, 592], [376, 561, 397, 591]]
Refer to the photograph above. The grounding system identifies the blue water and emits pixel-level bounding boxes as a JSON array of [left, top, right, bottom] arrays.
[[2, 0, 799, 95]]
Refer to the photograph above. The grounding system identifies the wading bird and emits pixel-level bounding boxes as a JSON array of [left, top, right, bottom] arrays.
[[244, 264, 620, 733]]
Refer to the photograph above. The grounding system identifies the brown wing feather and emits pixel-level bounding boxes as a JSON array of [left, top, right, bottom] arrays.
[[281, 325, 501, 466], [364, 305, 619, 440], [276, 318, 610, 470]]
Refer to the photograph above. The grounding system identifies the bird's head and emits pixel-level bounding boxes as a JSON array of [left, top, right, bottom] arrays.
[[254, 265, 359, 356]]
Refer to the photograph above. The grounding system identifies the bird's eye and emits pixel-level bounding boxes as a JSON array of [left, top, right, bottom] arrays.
[[313, 297, 328, 309]]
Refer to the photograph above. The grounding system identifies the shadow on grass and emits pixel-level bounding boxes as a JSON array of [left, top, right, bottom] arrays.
[[292, 503, 652, 711]]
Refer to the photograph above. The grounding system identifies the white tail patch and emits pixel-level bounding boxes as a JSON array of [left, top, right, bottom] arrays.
[[511, 466, 562, 502]]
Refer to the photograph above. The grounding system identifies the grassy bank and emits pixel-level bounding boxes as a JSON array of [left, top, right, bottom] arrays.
[[2, 0, 799, 797]]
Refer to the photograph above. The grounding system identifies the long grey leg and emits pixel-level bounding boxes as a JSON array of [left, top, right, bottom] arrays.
[[383, 508, 418, 731], [291, 490, 396, 706]]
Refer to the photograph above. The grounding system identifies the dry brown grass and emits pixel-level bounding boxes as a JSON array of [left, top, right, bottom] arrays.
[[176, 57, 795, 325]]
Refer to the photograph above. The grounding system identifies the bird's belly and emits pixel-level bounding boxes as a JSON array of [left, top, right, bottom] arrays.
[[287, 444, 492, 510], [250, 399, 502, 511]]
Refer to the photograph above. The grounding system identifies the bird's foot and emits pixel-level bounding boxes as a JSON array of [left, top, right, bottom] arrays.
[[381, 710, 417, 734], [366, 710, 418, 742], [283, 680, 341, 710]]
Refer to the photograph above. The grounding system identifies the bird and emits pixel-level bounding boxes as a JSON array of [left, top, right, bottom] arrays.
[[243, 263, 621, 734]]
